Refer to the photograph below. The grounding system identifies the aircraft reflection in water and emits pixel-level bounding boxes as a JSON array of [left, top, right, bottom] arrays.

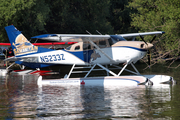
[[0, 75, 39, 119], [0, 74, 173, 119]]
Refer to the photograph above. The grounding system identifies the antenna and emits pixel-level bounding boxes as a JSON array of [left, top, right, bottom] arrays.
[[86, 30, 92, 35], [96, 30, 102, 35]]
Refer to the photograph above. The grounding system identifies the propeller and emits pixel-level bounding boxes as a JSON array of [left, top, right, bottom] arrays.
[[147, 50, 151, 66], [139, 35, 156, 67], [150, 35, 156, 43], [140, 35, 148, 45]]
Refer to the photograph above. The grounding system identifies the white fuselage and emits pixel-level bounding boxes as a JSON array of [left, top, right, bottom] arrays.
[[20, 44, 147, 65], [90, 47, 146, 64]]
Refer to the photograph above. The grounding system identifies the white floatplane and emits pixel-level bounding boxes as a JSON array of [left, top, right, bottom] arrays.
[[4, 25, 174, 86]]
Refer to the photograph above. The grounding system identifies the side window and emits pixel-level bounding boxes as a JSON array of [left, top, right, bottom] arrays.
[[75, 45, 80, 50], [83, 43, 91, 50], [93, 41, 98, 49], [99, 40, 107, 48]]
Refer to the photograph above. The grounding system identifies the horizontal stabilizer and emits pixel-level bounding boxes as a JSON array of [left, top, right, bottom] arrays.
[[4, 56, 38, 63]]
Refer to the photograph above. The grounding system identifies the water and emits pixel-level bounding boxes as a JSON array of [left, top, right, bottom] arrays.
[[0, 63, 180, 119]]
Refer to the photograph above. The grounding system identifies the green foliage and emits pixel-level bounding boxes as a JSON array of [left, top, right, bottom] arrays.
[[109, 0, 137, 34], [0, 0, 50, 42], [45, 0, 113, 34], [129, 0, 180, 56]]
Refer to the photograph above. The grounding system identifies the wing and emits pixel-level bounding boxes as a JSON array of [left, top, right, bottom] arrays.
[[31, 34, 111, 42], [118, 31, 165, 38], [31, 31, 165, 42]]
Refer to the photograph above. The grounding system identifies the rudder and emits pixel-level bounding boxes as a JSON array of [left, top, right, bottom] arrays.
[[5, 25, 38, 56]]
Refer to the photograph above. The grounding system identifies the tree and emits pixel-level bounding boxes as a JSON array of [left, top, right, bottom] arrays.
[[129, 0, 180, 67], [108, 0, 137, 34], [0, 0, 50, 42], [45, 0, 113, 34]]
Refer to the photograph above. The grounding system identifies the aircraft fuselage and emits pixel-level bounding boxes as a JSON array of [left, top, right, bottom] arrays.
[[17, 41, 152, 66]]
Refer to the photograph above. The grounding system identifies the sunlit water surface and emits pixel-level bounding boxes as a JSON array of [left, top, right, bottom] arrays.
[[1, 62, 180, 119], [0, 73, 179, 120]]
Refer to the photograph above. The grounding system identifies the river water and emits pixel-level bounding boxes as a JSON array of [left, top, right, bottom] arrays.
[[0, 62, 180, 119]]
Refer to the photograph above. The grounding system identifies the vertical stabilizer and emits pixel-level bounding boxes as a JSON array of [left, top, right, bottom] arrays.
[[5, 25, 38, 56]]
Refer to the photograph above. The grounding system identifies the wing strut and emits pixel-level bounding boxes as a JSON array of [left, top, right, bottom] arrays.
[[84, 63, 118, 78], [66, 64, 76, 79], [114, 60, 141, 76], [64, 62, 142, 78]]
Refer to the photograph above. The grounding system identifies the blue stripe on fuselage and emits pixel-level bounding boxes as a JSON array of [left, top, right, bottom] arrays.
[[115, 46, 147, 52]]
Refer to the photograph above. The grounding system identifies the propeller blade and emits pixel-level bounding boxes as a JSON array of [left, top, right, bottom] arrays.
[[150, 35, 156, 43], [147, 50, 151, 67], [140, 35, 148, 45]]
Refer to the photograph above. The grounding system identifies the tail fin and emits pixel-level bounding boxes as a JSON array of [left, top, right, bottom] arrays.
[[5, 25, 38, 56]]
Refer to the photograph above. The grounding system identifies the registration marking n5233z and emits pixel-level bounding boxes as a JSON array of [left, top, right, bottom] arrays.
[[40, 54, 65, 62]]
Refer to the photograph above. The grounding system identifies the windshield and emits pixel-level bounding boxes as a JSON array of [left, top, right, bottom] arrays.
[[110, 35, 126, 43]]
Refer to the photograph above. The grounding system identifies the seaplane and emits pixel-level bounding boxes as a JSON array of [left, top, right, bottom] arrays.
[[4, 25, 174, 86]]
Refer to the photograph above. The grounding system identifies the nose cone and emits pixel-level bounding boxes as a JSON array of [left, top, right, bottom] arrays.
[[146, 43, 153, 49]]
